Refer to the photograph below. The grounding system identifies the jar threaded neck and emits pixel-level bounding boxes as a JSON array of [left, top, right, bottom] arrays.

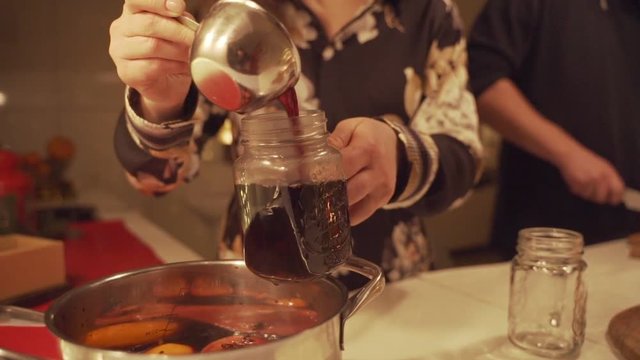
[[516, 227, 584, 260], [240, 110, 327, 146]]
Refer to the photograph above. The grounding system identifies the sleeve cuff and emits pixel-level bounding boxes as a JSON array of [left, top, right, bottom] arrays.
[[124, 85, 210, 151], [376, 115, 440, 210]]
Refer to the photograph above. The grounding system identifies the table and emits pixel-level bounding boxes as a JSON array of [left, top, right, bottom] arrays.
[[341, 239, 639, 360], [105, 217, 638, 359], [81, 216, 640, 359]]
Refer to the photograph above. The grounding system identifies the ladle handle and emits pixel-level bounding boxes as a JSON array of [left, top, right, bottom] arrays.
[[177, 15, 200, 31], [0, 306, 45, 326]]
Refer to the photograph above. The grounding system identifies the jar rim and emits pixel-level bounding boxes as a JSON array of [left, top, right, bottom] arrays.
[[240, 110, 328, 142], [242, 109, 325, 124], [516, 227, 584, 258], [518, 227, 583, 241]]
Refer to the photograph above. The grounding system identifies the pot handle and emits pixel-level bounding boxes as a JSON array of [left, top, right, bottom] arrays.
[[0, 306, 45, 326], [338, 256, 385, 350], [0, 348, 43, 360], [0, 306, 46, 360]]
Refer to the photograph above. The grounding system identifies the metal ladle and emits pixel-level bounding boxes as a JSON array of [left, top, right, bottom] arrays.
[[177, 0, 301, 113]]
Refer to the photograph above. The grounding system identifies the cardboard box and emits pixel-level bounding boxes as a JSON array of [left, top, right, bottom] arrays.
[[0, 234, 66, 302], [0, 235, 17, 251]]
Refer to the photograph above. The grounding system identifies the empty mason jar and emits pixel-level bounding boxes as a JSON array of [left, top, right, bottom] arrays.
[[234, 110, 353, 282], [508, 227, 587, 357]]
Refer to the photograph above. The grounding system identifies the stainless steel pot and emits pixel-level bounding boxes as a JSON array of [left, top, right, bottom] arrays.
[[0, 258, 383, 359]]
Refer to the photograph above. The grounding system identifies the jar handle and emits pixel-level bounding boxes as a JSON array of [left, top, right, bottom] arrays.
[[338, 256, 385, 350]]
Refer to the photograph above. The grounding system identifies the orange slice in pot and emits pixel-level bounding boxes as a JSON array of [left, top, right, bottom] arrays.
[[84, 319, 181, 349], [201, 335, 268, 352], [145, 343, 194, 354]]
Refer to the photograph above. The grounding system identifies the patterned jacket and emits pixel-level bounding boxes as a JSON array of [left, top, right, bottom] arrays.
[[115, 0, 483, 288]]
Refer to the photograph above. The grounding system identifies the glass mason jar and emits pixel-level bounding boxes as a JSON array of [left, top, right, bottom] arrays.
[[508, 227, 588, 357], [234, 110, 353, 282]]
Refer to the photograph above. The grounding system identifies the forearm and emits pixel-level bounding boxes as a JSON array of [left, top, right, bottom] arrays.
[[407, 134, 478, 216], [140, 96, 189, 123], [382, 28, 483, 212], [477, 78, 583, 168], [114, 111, 172, 180], [379, 95, 481, 215], [114, 86, 227, 195]]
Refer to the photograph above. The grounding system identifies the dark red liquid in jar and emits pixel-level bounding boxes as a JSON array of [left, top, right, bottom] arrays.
[[237, 181, 353, 281]]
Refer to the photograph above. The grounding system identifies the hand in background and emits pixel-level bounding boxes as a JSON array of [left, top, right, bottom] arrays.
[[557, 146, 625, 205], [328, 118, 398, 226], [109, 0, 194, 121]]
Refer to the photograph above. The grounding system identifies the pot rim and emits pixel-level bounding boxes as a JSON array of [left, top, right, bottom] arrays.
[[44, 259, 350, 356]]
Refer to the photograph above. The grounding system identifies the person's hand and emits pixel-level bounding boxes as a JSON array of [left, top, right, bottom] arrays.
[[109, 0, 194, 121], [556, 146, 625, 205], [328, 118, 398, 226]]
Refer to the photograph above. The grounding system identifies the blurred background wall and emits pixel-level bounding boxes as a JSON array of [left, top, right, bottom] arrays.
[[0, 0, 494, 267], [0, 1, 234, 258]]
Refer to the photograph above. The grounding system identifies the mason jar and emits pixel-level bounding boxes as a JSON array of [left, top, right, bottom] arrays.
[[234, 110, 353, 282], [508, 227, 588, 357]]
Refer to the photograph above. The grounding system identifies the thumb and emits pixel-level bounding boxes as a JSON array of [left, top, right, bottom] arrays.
[[125, 0, 186, 17], [327, 119, 357, 150]]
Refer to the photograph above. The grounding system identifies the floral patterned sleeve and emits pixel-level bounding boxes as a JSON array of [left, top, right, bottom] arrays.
[[114, 85, 226, 196], [382, 0, 483, 214]]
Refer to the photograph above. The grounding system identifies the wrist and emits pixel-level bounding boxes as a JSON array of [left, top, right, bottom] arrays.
[[128, 85, 201, 124], [373, 115, 418, 205], [140, 97, 187, 124], [124, 85, 207, 151]]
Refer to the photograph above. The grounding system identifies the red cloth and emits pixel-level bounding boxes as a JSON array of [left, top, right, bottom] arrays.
[[64, 220, 164, 287], [0, 220, 164, 359]]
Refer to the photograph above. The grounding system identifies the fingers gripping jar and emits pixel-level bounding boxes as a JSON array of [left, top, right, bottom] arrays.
[[234, 110, 353, 282], [508, 227, 588, 357]]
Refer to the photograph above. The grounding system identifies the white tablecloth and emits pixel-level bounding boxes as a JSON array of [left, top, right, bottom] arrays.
[[342, 239, 639, 360]]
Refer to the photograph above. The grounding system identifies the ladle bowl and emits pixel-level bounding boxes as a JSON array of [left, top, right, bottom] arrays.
[[178, 0, 301, 113]]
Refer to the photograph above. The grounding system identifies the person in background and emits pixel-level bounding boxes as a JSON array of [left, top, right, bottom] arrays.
[[109, 0, 482, 287], [468, 0, 640, 258]]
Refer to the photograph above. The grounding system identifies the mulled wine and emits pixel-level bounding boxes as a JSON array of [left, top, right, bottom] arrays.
[[278, 87, 299, 118], [82, 297, 320, 354], [237, 181, 352, 281], [122, 318, 238, 353], [277, 87, 306, 160]]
